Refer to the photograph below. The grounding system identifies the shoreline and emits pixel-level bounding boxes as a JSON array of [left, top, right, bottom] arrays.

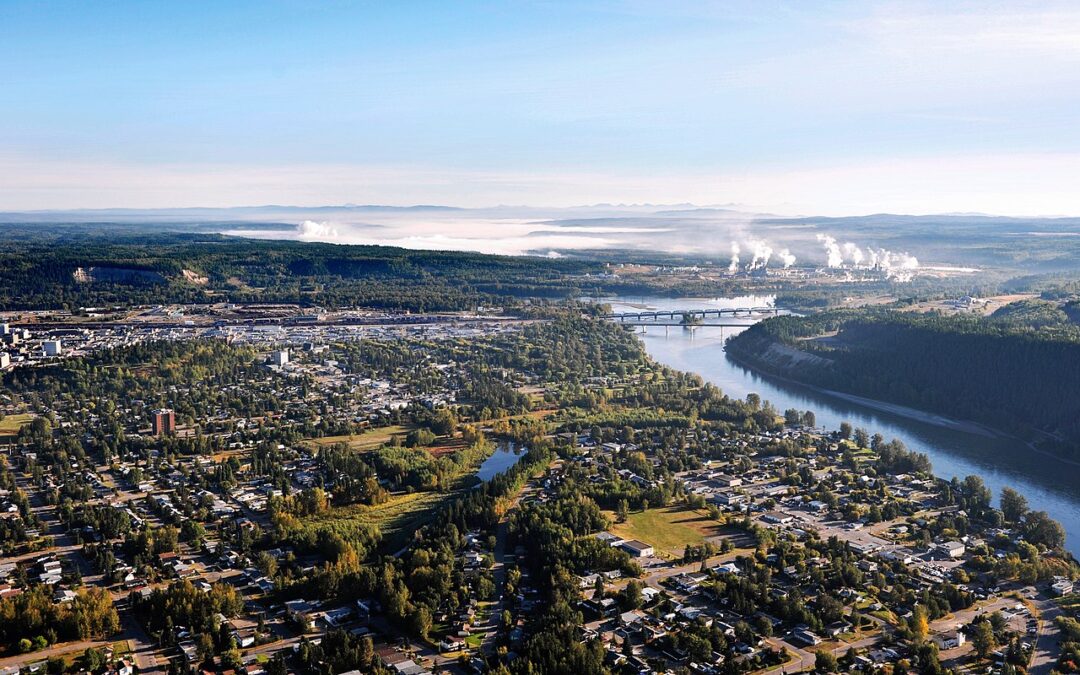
[[724, 347, 1080, 472]]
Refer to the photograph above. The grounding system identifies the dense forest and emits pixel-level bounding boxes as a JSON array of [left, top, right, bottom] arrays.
[[726, 305, 1080, 455], [0, 225, 597, 310]]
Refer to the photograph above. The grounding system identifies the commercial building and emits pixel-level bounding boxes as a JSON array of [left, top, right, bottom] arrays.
[[762, 511, 794, 525], [618, 539, 655, 558], [270, 349, 290, 366], [933, 630, 965, 650], [713, 473, 743, 488], [43, 340, 62, 357], [933, 541, 966, 559], [712, 491, 748, 507], [1052, 577, 1075, 596]]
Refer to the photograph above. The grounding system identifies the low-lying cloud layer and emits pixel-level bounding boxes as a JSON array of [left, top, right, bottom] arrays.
[[210, 203, 1065, 277], [223, 207, 714, 257], [229, 217, 636, 256]]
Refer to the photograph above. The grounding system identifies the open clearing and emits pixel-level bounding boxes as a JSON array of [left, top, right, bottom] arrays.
[[0, 413, 33, 437], [302, 425, 413, 452], [301, 445, 491, 552], [604, 505, 732, 558], [304, 491, 447, 552]]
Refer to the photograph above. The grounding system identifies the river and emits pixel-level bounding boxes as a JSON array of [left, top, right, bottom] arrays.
[[603, 295, 1080, 555], [475, 442, 525, 482]]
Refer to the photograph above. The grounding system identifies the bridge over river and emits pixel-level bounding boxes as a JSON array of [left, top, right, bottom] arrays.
[[602, 306, 785, 326]]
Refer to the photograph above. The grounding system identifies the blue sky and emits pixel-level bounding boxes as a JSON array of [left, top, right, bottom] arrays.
[[2, 0, 1080, 214]]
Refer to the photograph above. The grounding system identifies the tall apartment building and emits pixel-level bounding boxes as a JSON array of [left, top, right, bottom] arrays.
[[152, 408, 176, 436]]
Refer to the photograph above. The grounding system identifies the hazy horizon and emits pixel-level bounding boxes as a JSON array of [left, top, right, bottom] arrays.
[[5, 203, 1076, 267]]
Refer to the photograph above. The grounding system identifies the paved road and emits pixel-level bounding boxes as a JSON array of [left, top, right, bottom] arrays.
[[759, 637, 815, 674], [123, 613, 165, 675], [0, 639, 114, 670], [1029, 593, 1064, 675], [930, 595, 1016, 634]]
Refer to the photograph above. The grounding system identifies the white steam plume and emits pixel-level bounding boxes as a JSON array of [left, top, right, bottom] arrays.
[[747, 239, 773, 270], [727, 242, 741, 273], [874, 250, 920, 281], [817, 231, 921, 281], [816, 233, 844, 267], [842, 242, 864, 265], [778, 248, 796, 268]]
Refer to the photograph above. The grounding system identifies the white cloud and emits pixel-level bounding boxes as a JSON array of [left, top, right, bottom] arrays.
[[296, 220, 340, 239], [852, 5, 1080, 58]]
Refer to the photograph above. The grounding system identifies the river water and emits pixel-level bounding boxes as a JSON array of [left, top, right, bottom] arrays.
[[603, 295, 1080, 555], [475, 442, 525, 482]]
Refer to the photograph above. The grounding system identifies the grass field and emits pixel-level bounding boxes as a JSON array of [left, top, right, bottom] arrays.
[[604, 505, 734, 558], [0, 413, 32, 437], [427, 436, 467, 457], [302, 424, 413, 452], [311, 491, 442, 528], [301, 433, 498, 552], [303, 490, 449, 553]]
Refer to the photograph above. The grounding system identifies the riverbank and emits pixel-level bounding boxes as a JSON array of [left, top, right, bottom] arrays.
[[723, 347, 1080, 472]]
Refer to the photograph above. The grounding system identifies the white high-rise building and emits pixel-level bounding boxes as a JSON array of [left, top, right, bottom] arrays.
[[43, 339, 62, 357], [270, 349, 289, 366], [0, 353, 10, 369]]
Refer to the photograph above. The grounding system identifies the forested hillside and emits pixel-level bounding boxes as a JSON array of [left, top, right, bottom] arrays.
[[0, 225, 661, 311], [726, 307, 1080, 456]]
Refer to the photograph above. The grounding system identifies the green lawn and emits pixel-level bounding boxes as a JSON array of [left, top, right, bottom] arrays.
[[0, 413, 32, 437], [464, 633, 483, 648], [302, 424, 413, 452], [605, 505, 730, 558]]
